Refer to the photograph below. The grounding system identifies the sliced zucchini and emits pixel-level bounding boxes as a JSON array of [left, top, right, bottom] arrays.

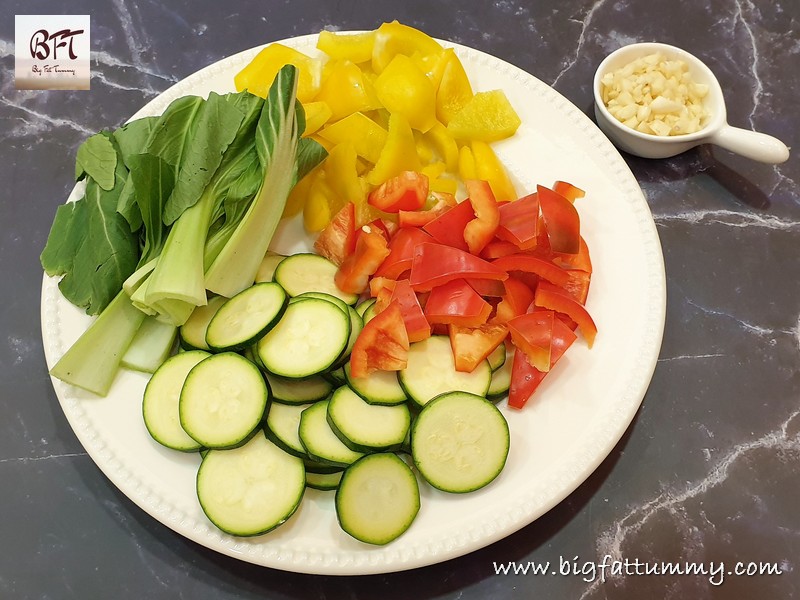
[[254, 252, 286, 283], [399, 336, 492, 408], [257, 298, 350, 378], [274, 253, 358, 304], [332, 306, 363, 368], [344, 363, 406, 406], [197, 431, 304, 536], [205, 282, 287, 351], [290, 291, 349, 314], [326, 385, 411, 453], [336, 453, 420, 545], [487, 343, 507, 372], [179, 352, 269, 449], [142, 350, 210, 451], [264, 371, 333, 405], [362, 301, 379, 324], [323, 366, 347, 386], [264, 402, 309, 458], [303, 457, 345, 474], [306, 470, 344, 491], [355, 297, 376, 318], [299, 400, 364, 468], [179, 295, 228, 351], [411, 391, 509, 493], [487, 348, 514, 402]]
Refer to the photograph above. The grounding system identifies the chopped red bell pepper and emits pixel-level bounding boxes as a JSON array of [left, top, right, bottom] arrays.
[[448, 323, 508, 373], [491, 253, 570, 288], [373, 227, 434, 280], [463, 179, 500, 255], [313, 202, 357, 266], [507, 310, 554, 371], [409, 243, 508, 292], [368, 171, 429, 213], [422, 198, 475, 250], [538, 184, 581, 254], [389, 279, 431, 342], [496, 192, 539, 248], [334, 227, 391, 295], [534, 281, 597, 347], [424, 278, 492, 326], [349, 299, 410, 378]]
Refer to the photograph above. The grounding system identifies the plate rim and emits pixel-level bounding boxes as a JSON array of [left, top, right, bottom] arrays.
[[40, 32, 666, 575]]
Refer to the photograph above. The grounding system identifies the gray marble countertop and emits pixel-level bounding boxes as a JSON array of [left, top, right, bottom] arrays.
[[1, 1, 798, 598]]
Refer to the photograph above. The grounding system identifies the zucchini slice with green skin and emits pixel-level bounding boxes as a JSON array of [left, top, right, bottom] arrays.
[[179, 352, 269, 449], [274, 253, 358, 304], [323, 366, 347, 386], [264, 371, 333, 405], [344, 363, 407, 406], [326, 385, 411, 453], [299, 400, 364, 468], [205, 282, 288, 352], [264, 402, 309, 458], [197, 431, 305, 536], [290, 291, 349, 314], [355, 297, 376, 318], [332, 306, 363, 369], [306, 470, 343, 491], [303, 457, 345, 474], [487, 343, 507, 372], [399, 336, 492, 408], [254, 252, 286, 283], [143, 350, 210, 452], [179, 295, 228, 351], [487, 348, 514, 402], [335, 453, 420, 545], [411, 391, 509, 493], [257, 298, 350, 378]]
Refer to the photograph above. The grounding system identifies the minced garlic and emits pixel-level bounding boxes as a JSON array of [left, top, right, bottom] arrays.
[[600, 52, 710, 136]]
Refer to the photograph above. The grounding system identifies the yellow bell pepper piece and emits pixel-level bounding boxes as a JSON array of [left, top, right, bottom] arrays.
[[374, 54, 437, 132], [430, 176, 458, 195], [425, 122, 459, 172], [303, 173, 335, 233], [366, 113, 422, 186], [301, 101, 332, 137], [447, 89, 521, 142], [414, 131, 435, 164], [458, 144, 478, 181], [471, 140, 517, 202], [234, 43, 322, 104], [436, 51, 473, 125], [421, 161, 447, 180], [317, 30, 375, 64], [371, 21, 443, 74], [315, 60, 382, 121], [324, 142, 365, 209], [318, 112, 388, 164], [412, 48, 452, 89], [283, 166, 318, 218]]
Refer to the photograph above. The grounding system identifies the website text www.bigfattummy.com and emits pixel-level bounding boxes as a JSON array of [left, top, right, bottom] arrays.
[[492, 555, 783, 586]]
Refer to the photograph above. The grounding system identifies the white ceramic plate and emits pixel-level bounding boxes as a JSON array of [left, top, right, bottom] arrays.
[[41, 33, 666, 575]]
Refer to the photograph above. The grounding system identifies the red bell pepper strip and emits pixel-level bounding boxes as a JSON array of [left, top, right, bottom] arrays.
[[538, 184, 581, 254], [334, 227, 390, 295], [534, 281, 597, 347], [496, 192, 539, 248], [492, 275, 536, 324], [448, 323, 508, 373], [374, 227, 434, 280], [507, 310, 554, 371], [408, 243, 508, 292], [507, 317, 577, 409], [424, 278, 492, 326], [463, 179, 500, 255], [389, 279, 431, 343], [422, 198, 475, 250], [313, 202, 357, 266], [349, 299, 410, 378], [553, 180, 585, 203], [491, 253, 571, 288], [368, 171, 429, 213]]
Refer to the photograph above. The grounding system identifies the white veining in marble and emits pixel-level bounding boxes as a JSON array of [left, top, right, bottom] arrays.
[[653, 208, 800, 231], [552, 0, 610, 87]]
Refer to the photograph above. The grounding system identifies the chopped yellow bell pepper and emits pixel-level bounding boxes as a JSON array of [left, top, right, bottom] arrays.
[[318, 112, 388, 164], [374, 54, 437, 132], [234, 43, 322, 104], [371, 21, 444, 74], [324, 142, 365, 209], [436, 51, 473, 125], [447, 89, 521, 142], [458, 144, 478, 181], [425, 122, 459, 172], [315, 60, 382, 121], [303, 173, 335, 232], [430, 176, 458, 195], [283, 166, 318, 218], [317, 30, 375, 64], [366, 113, 422, 186], [412, 48, 452, 89], [301, 101, 333, 137], [471, 140, 517, 202]]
